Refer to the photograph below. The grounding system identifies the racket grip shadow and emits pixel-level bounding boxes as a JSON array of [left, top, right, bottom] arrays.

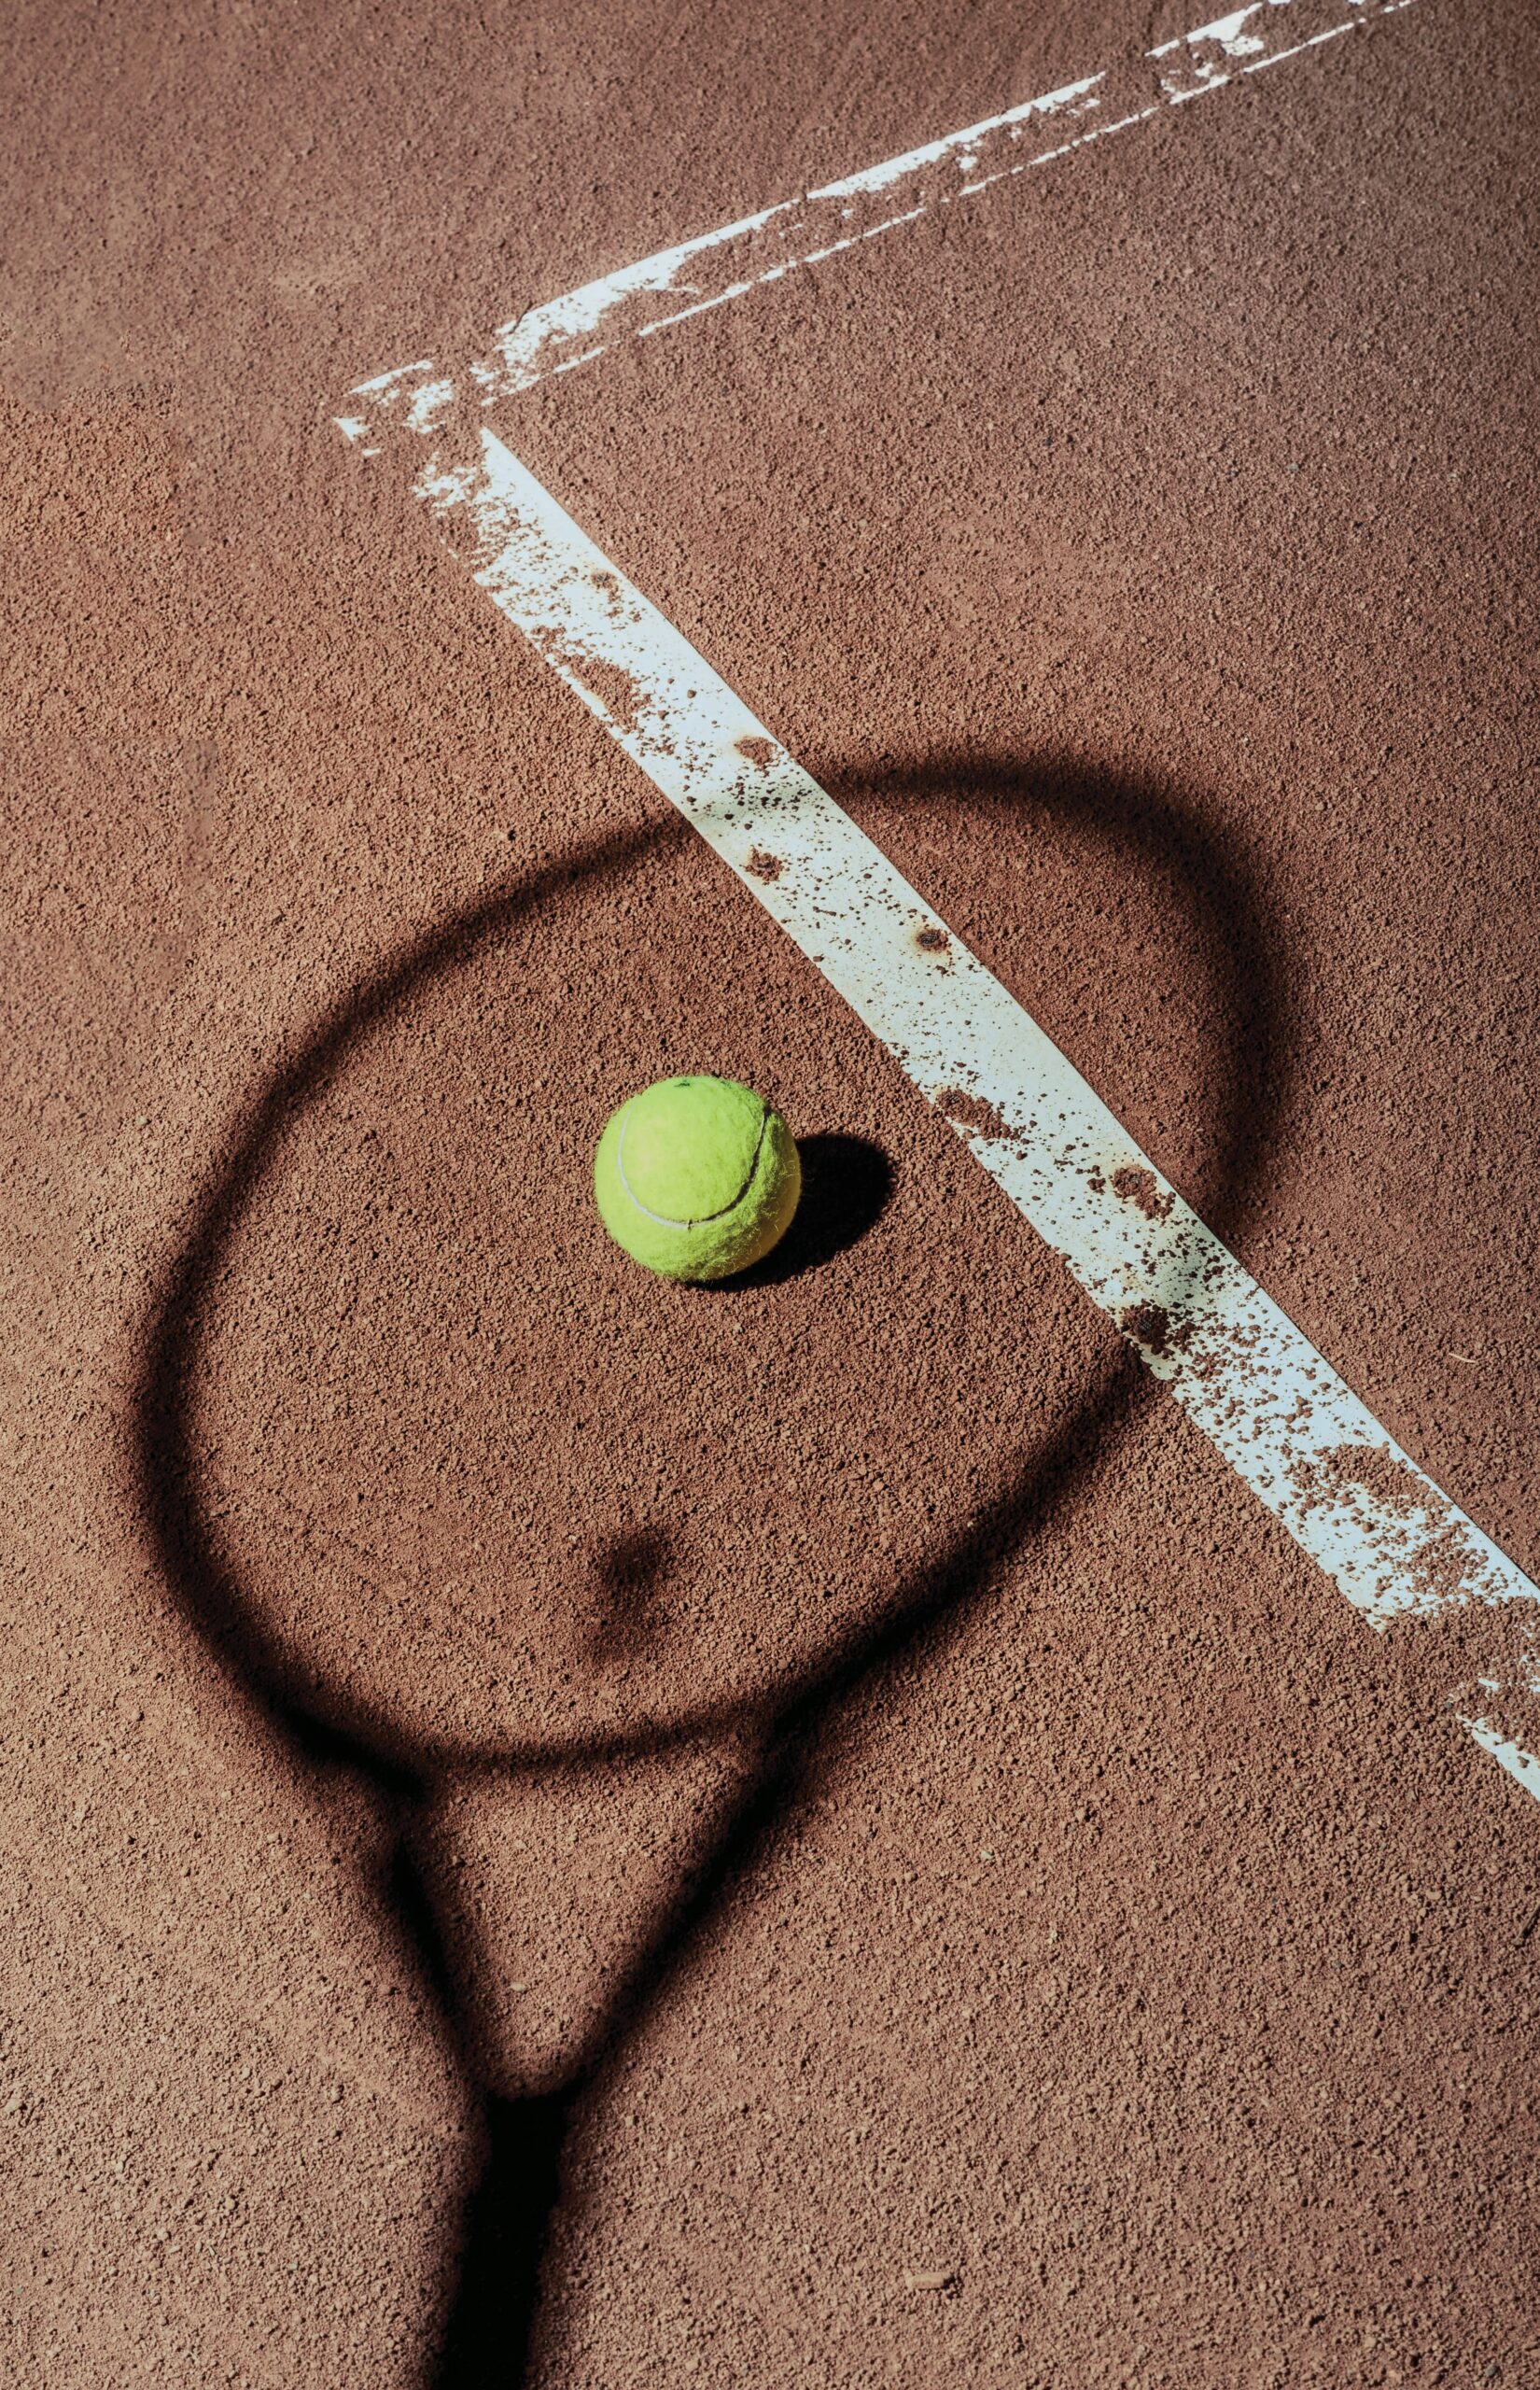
[[434, 2090, 569, 2389]]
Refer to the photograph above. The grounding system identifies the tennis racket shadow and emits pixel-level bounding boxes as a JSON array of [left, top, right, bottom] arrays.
[[134, 744, 1295, 2387]]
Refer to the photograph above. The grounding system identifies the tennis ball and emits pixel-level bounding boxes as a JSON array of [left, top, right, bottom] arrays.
[[594, 1075, 801, 1282]]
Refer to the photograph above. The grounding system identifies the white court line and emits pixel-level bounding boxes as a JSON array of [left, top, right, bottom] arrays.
[[337, 0, 1540, 1800], [339, 0, 1418, 449], [407, 434, 1540, 1795]]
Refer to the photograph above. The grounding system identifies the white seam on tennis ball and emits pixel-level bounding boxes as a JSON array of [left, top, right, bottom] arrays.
[[615, 1100, 771, 1229], [390, 430, 1540, 1808]]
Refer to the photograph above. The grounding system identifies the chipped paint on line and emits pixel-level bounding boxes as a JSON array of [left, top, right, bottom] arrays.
[[342, 0, 1418, 443], [399, 428, 1540, 1800]]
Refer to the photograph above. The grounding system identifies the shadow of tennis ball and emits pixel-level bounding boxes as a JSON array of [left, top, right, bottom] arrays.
[[175, 753, 1274, 1768]]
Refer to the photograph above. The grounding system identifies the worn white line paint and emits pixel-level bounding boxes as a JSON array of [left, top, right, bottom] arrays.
[[334, 0, 1539, 1792], [398, 430, 1540, 1793], [1466, 1722, 1540, 1802], [341, 0, 1417, 447]]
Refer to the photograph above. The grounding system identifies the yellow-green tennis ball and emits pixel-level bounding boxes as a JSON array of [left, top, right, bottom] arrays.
[[594, 1076, 801, 1282]]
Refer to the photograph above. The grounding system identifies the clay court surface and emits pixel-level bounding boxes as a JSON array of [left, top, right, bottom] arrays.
[[5, 1, 1540, 2382]]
